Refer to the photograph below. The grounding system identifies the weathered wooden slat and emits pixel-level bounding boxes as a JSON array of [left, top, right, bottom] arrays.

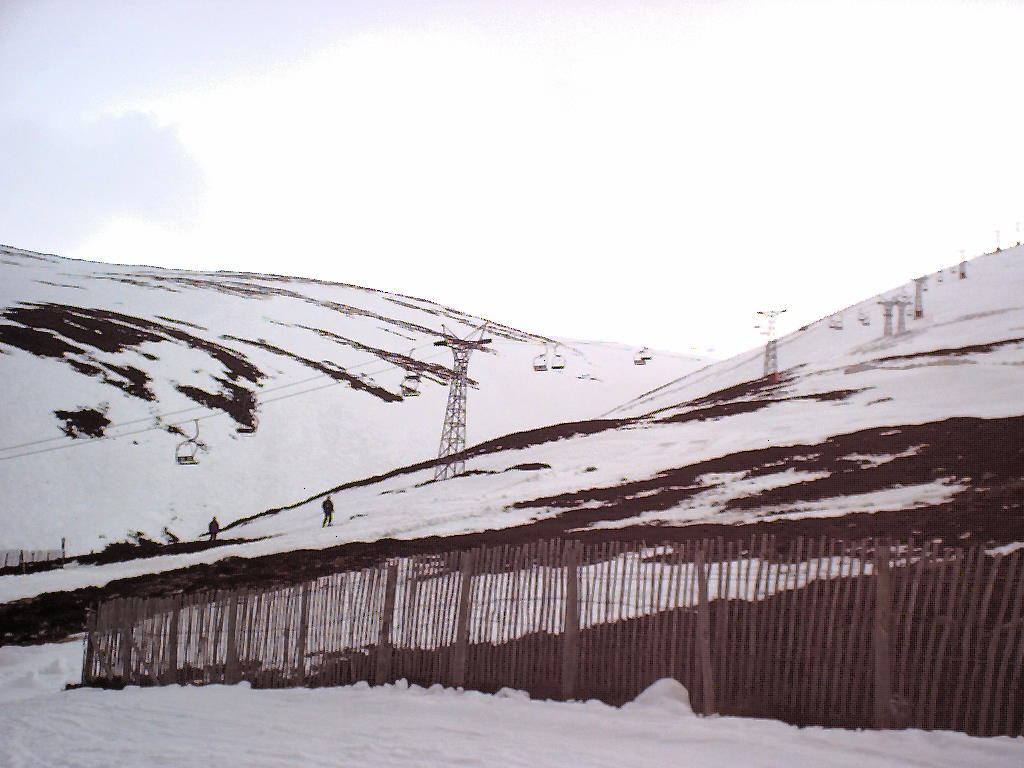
[[872, 543, 893, 729], [561, 540, 580, 701], [78, 538, 1024, 737], [926, 547, 971, 729], [956, 551, 1001, 734], [976, 549, 1020, 736], [373, 563, 400, 686], [991, 551, 1024, 737], [694, 542, 715, 715]]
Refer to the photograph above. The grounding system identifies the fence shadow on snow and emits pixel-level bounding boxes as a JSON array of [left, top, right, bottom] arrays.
[[82, 536, 1024, 737]]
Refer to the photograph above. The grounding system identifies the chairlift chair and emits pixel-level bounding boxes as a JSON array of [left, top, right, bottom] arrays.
[[401, 371, 422, 397], [550, 350, 566, 370], [828, 316, 843, 330], [175, 419, 202, 465], [633, 347, 652, 366], [858, 311, 870, 326], [236, 414, 258, 435], [533, 352, 549, 372]]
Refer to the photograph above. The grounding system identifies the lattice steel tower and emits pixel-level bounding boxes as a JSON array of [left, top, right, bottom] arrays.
[[434, 325, 492, 480], [755, 309, 786, 382]]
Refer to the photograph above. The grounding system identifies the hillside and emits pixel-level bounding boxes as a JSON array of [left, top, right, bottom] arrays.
[[2, 245, 1021, 613], [228, 244, 1023, 549], [0, 244, 710, 553]]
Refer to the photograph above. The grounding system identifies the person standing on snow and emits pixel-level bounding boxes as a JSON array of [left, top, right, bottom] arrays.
[[208, 516, 220, 541], [322, 496, 334, 527]]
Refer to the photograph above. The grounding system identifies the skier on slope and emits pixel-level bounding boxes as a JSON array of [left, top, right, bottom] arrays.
[[322, 496, 334, 527], [208, 516, 220, 541]]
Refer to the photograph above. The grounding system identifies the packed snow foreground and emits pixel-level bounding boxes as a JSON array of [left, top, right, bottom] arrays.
[[1, 642, 1021, 768]]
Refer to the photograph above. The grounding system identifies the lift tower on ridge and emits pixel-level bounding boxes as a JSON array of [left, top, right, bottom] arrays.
[[434, 324, 492, 481], [755, 309, 786, 383]]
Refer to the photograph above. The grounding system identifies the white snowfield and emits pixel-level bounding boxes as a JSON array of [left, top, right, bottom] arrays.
[[0, 244, 709, 552], [234, 246, 1024, 537], [1, 246, 1021, 605], [1, 642, 1021, 768]]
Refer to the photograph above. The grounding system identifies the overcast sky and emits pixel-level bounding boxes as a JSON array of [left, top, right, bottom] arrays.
[[2, 0, 1022, 356]]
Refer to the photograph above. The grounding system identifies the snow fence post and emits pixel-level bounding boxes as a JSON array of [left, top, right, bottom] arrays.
[[295, 583, 312, 684], [224, 593, 241, 684], [119, 599, 134, 683], [165, 599, 181, 685], [82, 605, 97, 685], [452, 550, 476, 689], [873, 543, 893, 729], [561, 540, 581, 701], [695, 543, 717, 715], [374, 563, 400, 686]]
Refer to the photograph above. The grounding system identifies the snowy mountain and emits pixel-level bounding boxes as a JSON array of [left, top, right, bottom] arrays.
[[223, 245, 1024, 554], [0, 244, 710, 552], [2, 245, 1022, 611]]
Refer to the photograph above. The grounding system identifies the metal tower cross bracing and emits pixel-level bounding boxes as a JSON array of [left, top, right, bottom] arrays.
[[434, 325, 492, 481], [913, 276, 928, 319], [755, 309, 786, 382]]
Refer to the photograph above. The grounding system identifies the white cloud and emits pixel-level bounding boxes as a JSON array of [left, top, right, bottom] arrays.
[[7, 1, 1023, 354]]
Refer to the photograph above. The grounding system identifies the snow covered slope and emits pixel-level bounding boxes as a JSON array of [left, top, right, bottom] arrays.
[[1, 246, 1021, 606], [5, 644, 1021, 768], [223, 245, 1024, 551], [0, 245, 710, 551]]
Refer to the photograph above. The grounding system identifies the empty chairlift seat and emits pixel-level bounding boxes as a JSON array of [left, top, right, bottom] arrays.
[[401, 371, 422, 396]]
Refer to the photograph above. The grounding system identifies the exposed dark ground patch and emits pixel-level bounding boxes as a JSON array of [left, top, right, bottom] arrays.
[[642, 372, 799, 420], [0, 537, 251, 578], [0, 304, 262, 383], [92, 270, 543, 345], [872, 336, 1024, 362], [0, 302, 265, 422], [155, 315, 207, 331], [53, 407, 111, 438], [6, 414, 1020, 647], [291, 323, 455, 382], [36, 280, 84, 290], [176, 378, 259, 428], [187, 418, 633, 531], [0, 323, 85, 358], [223, 335, 402, 403], [509, 416, 1024, 547]]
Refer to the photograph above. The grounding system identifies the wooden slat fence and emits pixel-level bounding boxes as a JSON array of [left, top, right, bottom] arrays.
[[1, 547, 64, 570], [82, 537, 1024, 736]]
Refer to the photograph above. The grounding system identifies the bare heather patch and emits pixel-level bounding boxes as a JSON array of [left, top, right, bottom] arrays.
[[0, 303, 264, 421], [223, 335, 403, 402], [54, 406, 111, 438], [510, 416, 1024, 546], [176, 378, 259, 428]]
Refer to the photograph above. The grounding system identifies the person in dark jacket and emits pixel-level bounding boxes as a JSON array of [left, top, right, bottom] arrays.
[[321, 496, 334, 527], [208, 516, 220, 541]]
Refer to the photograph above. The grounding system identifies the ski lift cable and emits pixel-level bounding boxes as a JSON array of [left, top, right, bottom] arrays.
[[0, 339, 447, 454], [0, 343, 452, 460]]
